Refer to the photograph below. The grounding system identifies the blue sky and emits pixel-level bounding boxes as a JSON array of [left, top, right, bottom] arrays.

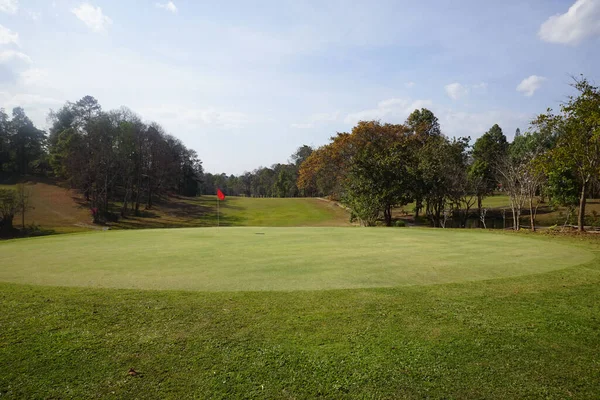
[[0, 0, 599, 174]]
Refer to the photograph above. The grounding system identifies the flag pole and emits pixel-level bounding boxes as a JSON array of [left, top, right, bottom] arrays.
[[217, 193, 219, 228]]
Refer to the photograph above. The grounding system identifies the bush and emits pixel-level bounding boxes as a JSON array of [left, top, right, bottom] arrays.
[[394, 220, 406, 227]]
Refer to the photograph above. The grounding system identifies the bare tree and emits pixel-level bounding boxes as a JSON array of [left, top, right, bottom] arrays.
[[497, 157, 527, 230], [16, 183, 33, 229]]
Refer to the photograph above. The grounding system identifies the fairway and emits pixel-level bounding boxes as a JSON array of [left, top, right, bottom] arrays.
[[0, 228, 592, 291]]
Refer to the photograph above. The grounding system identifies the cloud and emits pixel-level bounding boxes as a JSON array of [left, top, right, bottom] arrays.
[[444, 82, 488, 100], [344, 98, 433, 125], [71, 3, 112, 32], [0, 91, 63, 127], [26, 10, 41, 21], [539, 0, 600, 45], [290, 111, 339, 129], [0, 0, 17, 14], [440, 109, 530, 139], [516, 75, 546, 96], [20, 68, 49, 85], [0, 24, 18, 45], [140, 105, 252, 130], [156, 1, 177, 13], [445, 83, 468, 100], [0, 50, 31, 64], [405, 81, 416, 88], [290, 123, 313, 129]]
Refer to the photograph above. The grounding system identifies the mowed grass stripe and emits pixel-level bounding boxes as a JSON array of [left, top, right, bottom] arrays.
[[0, 228, 592, 291]]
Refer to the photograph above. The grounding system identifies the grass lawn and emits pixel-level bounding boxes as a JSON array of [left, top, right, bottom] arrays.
[[1, 229, 600, 398], [112, 196, 351, 230], [0, 228, 592, 291], [0, 179, 351, 234]]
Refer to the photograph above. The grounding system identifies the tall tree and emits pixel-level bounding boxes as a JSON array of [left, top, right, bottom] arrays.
[[536, 77, 600, 231], [470, 124, 508, 221]]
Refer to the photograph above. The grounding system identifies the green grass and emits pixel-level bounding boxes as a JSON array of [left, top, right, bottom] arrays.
[[112, 196, 351, 229], [1, 230, 600, 398], [0, 228, 592, 291], [0, 179, 351, 233]]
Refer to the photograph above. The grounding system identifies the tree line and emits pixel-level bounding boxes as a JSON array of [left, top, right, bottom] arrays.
[[200, 145, 313, 198], [0, 95, 204, 229], [296, 77, 600, 231]]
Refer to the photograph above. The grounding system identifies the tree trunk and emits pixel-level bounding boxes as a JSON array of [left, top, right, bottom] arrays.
[[147, 185, 153, 209], [529, 197, 535, 232], [477, 195, 482, 228], [384, 205, 392, 226], [578, 181, 588, 232]]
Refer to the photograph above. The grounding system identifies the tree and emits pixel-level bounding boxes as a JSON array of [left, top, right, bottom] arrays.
[[470, 124, 508, 222], [406, 108, 441, 218], [16, 183, 33, 229], [0, 189, 18, 236], [509, 132, 549, 231], [536, 77, 600, 231], [344, 132, 413, 226]]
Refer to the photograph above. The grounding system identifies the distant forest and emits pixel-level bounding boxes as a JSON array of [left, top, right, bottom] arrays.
[[1, 76, 599, 232]]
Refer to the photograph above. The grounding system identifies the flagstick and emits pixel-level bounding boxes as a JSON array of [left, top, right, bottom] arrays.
[[217, 195, 219, 228]]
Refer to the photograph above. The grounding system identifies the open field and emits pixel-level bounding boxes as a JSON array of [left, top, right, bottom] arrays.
[[0, 179, 350, 234], [0, 228, 592, 291], [1, 229, 600, 398], [111, 196, 351, 230]]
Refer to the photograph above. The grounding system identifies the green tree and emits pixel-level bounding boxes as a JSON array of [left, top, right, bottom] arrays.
[[470, 124, 508, 219], [344, 138, 414, 226], [536, 77, 600, 231], [0, 188, 18, 236]]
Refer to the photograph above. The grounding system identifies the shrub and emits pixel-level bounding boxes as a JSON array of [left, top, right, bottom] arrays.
[[394, 220, 406, 227]]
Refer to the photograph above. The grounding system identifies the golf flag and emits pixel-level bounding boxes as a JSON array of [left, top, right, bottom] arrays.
[[217, 188, 226, 201]]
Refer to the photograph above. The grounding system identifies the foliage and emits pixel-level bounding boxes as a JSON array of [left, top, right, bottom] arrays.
[[534, 77, 600, 231], [48, 97, 203, 222], [0, 188, 18, 235]]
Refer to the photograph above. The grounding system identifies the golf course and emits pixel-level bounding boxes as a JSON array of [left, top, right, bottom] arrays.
[[0, 228, 593, 291], [2, 222, 600, 398]]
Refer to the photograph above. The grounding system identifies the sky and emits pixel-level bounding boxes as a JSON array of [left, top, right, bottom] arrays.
[[0, 0, 599, 174]]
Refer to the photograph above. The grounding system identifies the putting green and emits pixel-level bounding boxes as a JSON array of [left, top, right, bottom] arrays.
[[0, 227, 593, 291]]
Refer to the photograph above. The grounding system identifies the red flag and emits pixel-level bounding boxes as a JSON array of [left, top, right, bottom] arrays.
[[217, 188, 225, 201]]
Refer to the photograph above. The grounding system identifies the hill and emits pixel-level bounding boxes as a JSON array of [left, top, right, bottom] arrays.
[[0, 179, 351, 234]]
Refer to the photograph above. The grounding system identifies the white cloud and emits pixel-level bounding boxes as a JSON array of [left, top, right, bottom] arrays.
[[445, 83, 468, 100], [290, 111, 339, 129], [440, 109, 530, 139], [156, 1, 177, 13], [140, 106, 252, 130], [0, 24, 18, 45], [290, 123, 313, 129], [26, 10, 41, 21], [20, 68, 49, 86], [405, 81, 416, 88], [0, 0, 18, 14], [539, 0, 600, 45], [516, 75, 546, 97], [344, 98, 433, 125], [0, 91, 63, 127], [71, 3, 112, 32], [0, 50, 31, 64], [444, 82, 488, 100]]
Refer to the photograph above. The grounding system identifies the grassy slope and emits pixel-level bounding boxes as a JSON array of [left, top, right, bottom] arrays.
[[1, 233, 599, 398], [0, 179, 350, 234], [112, 196, 351, 230], [0, 180, 91, 234], [0, 228, 591, 291]]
